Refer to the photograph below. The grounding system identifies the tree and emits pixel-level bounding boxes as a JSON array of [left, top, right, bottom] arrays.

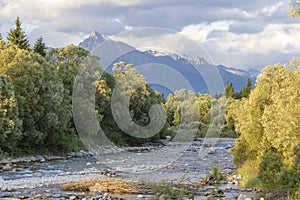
[[224, 82, 234, 98], [0, 44, 79, 154], [33, 37, 46, 57], [231, 60, 300, 192], [7, 17, 30, 50], [0, 33, 2, 40], [0, 75, 22, 154], [239, 79, 252, 98], [289, 0, 300, 18], [111, 62, 167, 145]]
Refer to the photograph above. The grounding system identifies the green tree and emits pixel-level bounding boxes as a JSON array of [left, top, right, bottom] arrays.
[[111, 62, 167, 145], [47, 45, 91, 145], [231, 60, 300, 193], [164, 94, 180, 126], [7, 17, 30, 50], [0, 75, 22, 154], [33, 37, 46, 57], [258, 151, 283, 190], [224, 82, 234, 98], [0, 44, 78, 154], [239, 79, 252, 98]]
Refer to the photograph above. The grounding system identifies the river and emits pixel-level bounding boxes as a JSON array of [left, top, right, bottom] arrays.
[[0, 138, 254, 199]]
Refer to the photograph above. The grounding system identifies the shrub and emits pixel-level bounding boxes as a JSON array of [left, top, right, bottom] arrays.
[[258, 151, 283, 190]]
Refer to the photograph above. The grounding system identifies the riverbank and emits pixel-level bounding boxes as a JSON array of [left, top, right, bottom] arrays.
[[0, 138, 258, 199]]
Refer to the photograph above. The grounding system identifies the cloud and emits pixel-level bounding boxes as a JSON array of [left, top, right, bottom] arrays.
[[0, 0, 298, 69], [228, 21, 266, 34]]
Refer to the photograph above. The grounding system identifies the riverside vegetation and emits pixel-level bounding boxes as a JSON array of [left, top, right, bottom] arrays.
[[0, 17, 300, 198]]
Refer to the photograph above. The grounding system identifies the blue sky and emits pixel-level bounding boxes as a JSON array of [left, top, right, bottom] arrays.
[[0, 0, 299, 69]]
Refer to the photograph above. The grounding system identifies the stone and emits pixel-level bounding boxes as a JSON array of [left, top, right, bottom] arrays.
[[208, 148, 216, 154], [237, 194, 253, 200], [137, 194, 145, 199], [33, 194, 42, 199], [159, 194, 168, 200], [2, 163, 13, 171], [69, 195, 78, 200], [18, 196, 29, 199], [15, 167, 25, 172], [165, 135, 171, 140], [203, 143, 211, 148]]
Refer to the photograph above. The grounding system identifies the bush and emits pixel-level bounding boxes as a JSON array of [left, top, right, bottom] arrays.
[[230, 136, 249, 167], [149, 181, 194, 200], [258, 151, 283, 190], [212, 166, 225, 181]]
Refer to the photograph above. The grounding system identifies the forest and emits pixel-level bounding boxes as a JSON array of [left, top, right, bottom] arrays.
[[0, 17, 299, 197]]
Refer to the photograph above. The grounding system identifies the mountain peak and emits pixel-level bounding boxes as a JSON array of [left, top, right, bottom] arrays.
[[79, 31, 110, 50], [89, 31, 110, 41]]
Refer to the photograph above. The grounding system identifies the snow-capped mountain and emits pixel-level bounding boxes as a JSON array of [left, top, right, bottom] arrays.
[[79, 31, 259, 94]]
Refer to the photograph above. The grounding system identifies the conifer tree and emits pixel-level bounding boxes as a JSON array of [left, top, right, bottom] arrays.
[[7, 16, 30, 50], [224, 82, 234, 98], [33, 37, 46, 57]]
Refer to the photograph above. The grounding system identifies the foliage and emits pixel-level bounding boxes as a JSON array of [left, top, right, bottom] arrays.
[[0, 75, 22, 154], [33, 37, 46, 57], [164, 90, 213, 138], [289, 0, 300, 18], [239, 79, 252, 98], [7, 17, 30, 50], [224, 82, 234, 98], [230, 60, 300, 194], [149, 181, 194, 200], [211, 165, 225, 181], [258, 151, 283, 190], [110, 62, 168, 145]]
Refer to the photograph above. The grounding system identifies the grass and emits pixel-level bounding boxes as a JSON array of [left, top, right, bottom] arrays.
[[212, 166, 225, 182], [236, 160, 260, 189], [148, 180, 194, 200]]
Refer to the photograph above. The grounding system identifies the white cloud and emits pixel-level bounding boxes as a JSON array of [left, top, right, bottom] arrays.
[[180, 21, 231, 43], [0, 0, 298, 69]]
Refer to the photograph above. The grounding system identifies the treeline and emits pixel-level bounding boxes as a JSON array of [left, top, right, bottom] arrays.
[[228, 60, 300, 197], [0, 17, 256, 157], [0, 17, 170, 156]]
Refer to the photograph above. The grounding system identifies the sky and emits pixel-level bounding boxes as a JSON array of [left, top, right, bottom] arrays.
[[0, 0, 300, 70]]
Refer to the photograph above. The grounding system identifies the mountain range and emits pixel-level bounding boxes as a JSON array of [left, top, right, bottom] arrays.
[[79, 31, 259, 95]]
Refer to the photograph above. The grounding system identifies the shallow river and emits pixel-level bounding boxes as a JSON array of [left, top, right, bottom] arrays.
[[0, 138, 254, 199]]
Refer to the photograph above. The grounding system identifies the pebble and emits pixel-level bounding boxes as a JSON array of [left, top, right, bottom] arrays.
[[69, 195, 78, 200], [137, 194, 145, 199], [208, 148, 216, 154]]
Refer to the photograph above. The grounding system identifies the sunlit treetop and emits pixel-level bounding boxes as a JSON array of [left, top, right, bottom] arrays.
[[289, 0, 300, 18]]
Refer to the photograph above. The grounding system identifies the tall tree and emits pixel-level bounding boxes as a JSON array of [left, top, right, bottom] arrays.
[[33, 37, 46, 57], [7, 17, 30, 50], [239, 79, 252, 98], [224, 82, 234, 98], [0, 33, 2, 40], [0, 75, 22, 154]]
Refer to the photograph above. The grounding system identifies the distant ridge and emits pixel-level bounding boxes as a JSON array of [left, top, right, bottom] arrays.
[[79, 31, 258, 94]]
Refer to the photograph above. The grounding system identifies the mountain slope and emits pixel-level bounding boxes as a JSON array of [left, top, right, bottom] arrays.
[[79, 31, 258, 94]]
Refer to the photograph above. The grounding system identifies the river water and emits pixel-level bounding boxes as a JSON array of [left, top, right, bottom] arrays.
[[0, 138, 254, 199]]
